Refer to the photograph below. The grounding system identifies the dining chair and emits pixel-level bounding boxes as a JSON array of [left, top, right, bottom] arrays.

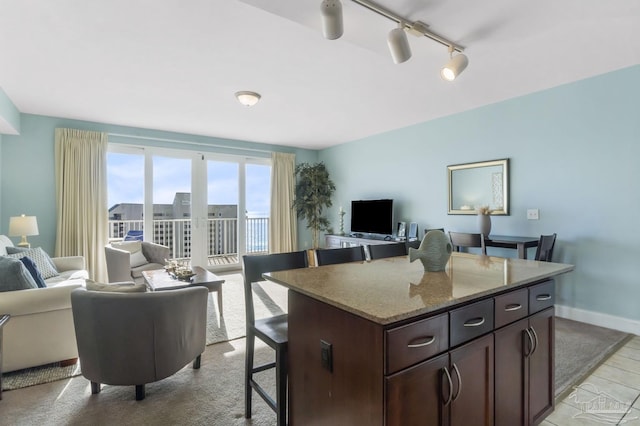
[[368, 242, 407, 260], [315, 245, 366, 266], [449, 231, 486, 255], [535, 233, 557, 262], [241, 250, 308, 426]]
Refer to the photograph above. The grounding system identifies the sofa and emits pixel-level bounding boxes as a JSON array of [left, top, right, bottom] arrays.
[[0, 235, 88, 372]]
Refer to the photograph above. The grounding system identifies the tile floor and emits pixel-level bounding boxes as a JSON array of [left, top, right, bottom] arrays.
[[543, 335, 640, 425]]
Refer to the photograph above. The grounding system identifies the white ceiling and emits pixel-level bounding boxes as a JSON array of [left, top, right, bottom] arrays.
[[0, 0, 638, 149]]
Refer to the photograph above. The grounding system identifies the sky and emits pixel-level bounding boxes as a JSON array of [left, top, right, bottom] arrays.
[[107, 152, 271, 217]]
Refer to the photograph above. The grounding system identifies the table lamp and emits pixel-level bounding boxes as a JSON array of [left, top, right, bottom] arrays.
[[9, 214, 39, 248]]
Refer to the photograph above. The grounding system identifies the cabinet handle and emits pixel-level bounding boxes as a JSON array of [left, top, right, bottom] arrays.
[[530, 326, 539, 355], [441, 367, 453, 407], [407, 336, 435, 348], [504, 303, 522, 312], [463, 317, 485, 327], [452, 363, 462, 402], [536, 294, 551, 301], [523, 328, 534, 358]]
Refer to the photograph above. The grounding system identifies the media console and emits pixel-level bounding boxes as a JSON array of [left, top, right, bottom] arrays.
[[325, 234, 396, 249]]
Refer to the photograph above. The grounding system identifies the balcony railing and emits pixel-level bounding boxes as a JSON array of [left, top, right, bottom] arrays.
[[108, 217, 269, 264]]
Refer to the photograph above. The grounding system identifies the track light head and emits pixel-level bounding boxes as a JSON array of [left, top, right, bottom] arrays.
[[387, 26, 412, 64], [441, 52, 468, 81], [321, 0, 343, 40]]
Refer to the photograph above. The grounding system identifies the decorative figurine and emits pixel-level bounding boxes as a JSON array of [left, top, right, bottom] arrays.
[[408, 229, 453, 272]]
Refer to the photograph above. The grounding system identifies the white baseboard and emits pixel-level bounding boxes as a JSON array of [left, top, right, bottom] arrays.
[[555, 305, 640, 336]]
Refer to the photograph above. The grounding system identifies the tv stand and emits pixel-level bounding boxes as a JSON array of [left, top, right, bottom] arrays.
[[325, 234, 395, 249]]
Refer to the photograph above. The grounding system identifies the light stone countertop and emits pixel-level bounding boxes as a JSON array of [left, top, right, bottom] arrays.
[[264, 252, 574, 325]]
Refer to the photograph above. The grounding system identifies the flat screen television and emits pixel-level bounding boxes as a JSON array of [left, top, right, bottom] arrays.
[[350, 199, 394, 235]]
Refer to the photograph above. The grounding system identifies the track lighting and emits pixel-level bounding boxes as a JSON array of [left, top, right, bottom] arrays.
[[321, 0, 343, 40], [387, 25, 411, 64], [321, 0, 468, 78], [441, 46, 468, 81]]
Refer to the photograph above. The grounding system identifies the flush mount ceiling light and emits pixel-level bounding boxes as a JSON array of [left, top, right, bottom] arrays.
[[235, 91, 261, 107], [320, 0, 467, 78], [320, 0, 344, 40], [441, 45, 469, 81]]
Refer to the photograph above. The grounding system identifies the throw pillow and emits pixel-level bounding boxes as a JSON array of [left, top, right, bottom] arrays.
[[85, 279, 147, 293], [129, 250, 149, 268], [0, 256, 39, 292], [19, 256, 47, 288], [6, 246, 29, 254], [7, 247, 59, 279]]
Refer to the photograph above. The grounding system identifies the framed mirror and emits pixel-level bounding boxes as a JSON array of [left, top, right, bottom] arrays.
[[448, 158, 509, 215]]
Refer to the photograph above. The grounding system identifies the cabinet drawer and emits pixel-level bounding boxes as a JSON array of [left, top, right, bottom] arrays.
[[495, 288, 529, 328], [529, 280, 555, 314], [386, 313, 448, 374], [450, 299, 494, 347]]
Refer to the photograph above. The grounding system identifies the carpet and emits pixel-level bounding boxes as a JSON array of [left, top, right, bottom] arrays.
[[554, 316, 631, 398], [1, 271, 288, 392]]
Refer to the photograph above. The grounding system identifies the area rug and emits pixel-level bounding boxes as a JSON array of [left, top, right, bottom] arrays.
[[2, 271, 288, 392], [554, 317, 631, 398]]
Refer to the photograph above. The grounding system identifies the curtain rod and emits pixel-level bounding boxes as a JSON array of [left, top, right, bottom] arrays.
[[107, 132, 273, 154]]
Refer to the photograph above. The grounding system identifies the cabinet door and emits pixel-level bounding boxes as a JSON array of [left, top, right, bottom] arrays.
[[494, 317, 529, 426], [449, 333, 494, 426], [528, 308, 554, 425], [385, 353, 449, 426]]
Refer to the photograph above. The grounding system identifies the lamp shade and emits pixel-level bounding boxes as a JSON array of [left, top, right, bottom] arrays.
[[441, 53, 468, 81], [9, 215, 39, 237], [321, 0, 343, 40], [387, 27, 412, 64]]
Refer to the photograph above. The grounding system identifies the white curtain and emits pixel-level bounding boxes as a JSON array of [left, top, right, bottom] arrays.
[[269, 152, 297, 253], [54, 128, 109, 282]]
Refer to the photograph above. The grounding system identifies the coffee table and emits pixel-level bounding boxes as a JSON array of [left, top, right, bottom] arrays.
[[0, 314, 10, 400], [142, 266, 225, 316]]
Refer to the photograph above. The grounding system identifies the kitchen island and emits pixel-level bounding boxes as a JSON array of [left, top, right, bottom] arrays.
[[265, 252, 574, 426]]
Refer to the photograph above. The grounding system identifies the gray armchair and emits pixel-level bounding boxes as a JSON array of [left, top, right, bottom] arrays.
[[105, 241, 170, 283], [70, 286, 208, 400]]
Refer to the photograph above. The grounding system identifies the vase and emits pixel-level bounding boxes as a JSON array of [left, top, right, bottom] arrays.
[[478, 214, 491, 237]]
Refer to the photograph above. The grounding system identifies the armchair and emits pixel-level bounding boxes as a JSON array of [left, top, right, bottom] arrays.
[[105, 241, 169, 283], [70, 286, 208, 400]]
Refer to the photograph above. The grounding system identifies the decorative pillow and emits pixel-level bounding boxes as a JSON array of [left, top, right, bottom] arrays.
[[129, 250, 149, 268], [6, 246, 29, 254], [85, 279, 147, 293], [0, 256, 39, 292], [111, 240, 142, 254], [19, 256, 47, 288], [7, 247, 59, 279]]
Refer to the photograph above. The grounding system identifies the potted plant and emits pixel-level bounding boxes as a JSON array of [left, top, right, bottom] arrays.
[[292, 162, 336, 249]]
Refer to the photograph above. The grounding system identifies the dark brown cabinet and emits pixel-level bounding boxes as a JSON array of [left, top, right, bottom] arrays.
[[495, 288, 555, 426], [385, 334, 494, 426], [287, 278, 557, 425]]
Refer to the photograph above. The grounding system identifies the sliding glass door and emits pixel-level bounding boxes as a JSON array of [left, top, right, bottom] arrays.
[[107, 145, 270, 271]]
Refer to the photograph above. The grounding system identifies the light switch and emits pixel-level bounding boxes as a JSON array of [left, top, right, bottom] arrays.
[[527, 209, 539, 220]]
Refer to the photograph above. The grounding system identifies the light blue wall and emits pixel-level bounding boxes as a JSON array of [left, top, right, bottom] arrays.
[[0, 87, 20, 134], [319, 65, 640, 322], [0, 114, 317, 254]]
